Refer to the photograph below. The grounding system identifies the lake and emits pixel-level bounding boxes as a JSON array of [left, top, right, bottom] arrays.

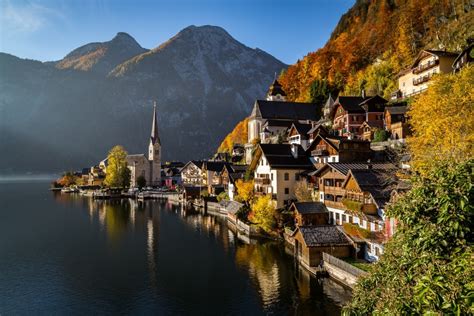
[[0, 179, 351, 315]]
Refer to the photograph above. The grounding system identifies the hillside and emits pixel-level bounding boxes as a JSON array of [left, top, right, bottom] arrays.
[[217, 0, 474, 153], [0, 26, 286, 173]]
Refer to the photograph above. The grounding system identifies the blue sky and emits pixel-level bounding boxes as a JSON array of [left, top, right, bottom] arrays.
[[0, 0, 354, 64]]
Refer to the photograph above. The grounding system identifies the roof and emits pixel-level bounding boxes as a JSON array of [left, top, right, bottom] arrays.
[[358, 95, 388, 112], [310, 162, 397, 177], [267, 79, 287, 97], [262, 119, 294, 128], [385, 106, 408, 115], [252, 100, 319, 121], [291, 202, 327, 214], [205, 161, 232, 172], [289, 122, 312, 136], [295, 226, 351, 247], [150, 102, 161, 145], [259, 144, 313, 169], [220, 200, 244, 214], [333, 96, 367, 114], [360, 120, 380, 128], [182, 160, 205, 171], [307, 123, 329, 136], [412, 49, 459, 68], [453, 43, 473, 66]]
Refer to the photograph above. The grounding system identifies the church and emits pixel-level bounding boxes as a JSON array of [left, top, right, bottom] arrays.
[[126, 102, 162, 187]]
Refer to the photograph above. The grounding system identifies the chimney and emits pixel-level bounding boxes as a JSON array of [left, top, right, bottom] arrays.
[[291, 144, 299, 158]]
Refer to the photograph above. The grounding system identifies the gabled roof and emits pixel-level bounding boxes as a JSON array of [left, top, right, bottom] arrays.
[[288, 122, 312, 137], [333, 96, 367, 114], [342, 168, 396, 208], [309, 162, 397, 177], [204, 161, 232, 172], [262, 119, 294, 128], [452, 43, 473, 66], [412, 49, 459, 68], [259, 144, 313, 169], [182, 160, 205, 171], [307, 123, 329, 136], [358, 95, 388, 112], [294, 226, 351, 247], [267, 79, 287, 97], [290, 202, 328, 214], [385, 105, 408, 115], [251, 100, 318, 121]]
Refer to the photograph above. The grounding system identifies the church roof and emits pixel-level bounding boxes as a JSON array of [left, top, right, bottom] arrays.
[[252, 100, 319, 121], [150, 102, 160, 145], [267, 79, 287, 97]]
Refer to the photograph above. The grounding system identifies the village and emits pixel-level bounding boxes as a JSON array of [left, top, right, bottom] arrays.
[[53, 45, 473, 288]]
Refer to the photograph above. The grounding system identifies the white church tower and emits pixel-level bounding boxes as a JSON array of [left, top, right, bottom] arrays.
[[148, 101, 161, 186]]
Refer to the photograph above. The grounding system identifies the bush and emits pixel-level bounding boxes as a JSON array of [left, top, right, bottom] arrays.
[[217, 191, 229, 202], [373, 128, 390, 142]]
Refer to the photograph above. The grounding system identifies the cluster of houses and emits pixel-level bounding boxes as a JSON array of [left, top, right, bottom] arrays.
[[77, 45, 472, 273]]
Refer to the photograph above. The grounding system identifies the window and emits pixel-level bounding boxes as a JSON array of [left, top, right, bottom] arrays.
[[284, 173, 289, 181], [342, 214, 346, 222], [284, 188, 289, 194], [375, 247, 380, 257]]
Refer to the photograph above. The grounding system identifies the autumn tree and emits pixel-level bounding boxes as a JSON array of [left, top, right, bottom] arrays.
[[104, 145, 131, 188], [234, 179, 255, 207], [250, 195, 276, 234], [407, 65, 474, 175], [57, 171, 78, 187], [294, 180, 313, 202]]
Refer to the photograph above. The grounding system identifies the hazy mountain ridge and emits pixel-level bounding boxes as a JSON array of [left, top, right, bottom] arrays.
[[0, 26, 286, 172]]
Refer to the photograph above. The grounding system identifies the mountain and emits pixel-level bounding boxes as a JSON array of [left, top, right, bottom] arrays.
[[217, 0, 473, 153], [0, 26, 286, 173], [55, 32, 148, 75]]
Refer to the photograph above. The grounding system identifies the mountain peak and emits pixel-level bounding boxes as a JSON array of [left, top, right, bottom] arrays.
[[111, 32, 138, 43]]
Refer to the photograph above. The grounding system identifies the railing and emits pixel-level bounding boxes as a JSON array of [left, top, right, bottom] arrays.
[[413, 74, 432, 85], [324, 186, 345, 196], [324, 200, 345, 210], [323, 252, 368, 277], [413, 59, 439, 74]]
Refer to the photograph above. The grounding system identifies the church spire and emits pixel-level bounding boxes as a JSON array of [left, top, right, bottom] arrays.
[[150, 101, 160, 145]]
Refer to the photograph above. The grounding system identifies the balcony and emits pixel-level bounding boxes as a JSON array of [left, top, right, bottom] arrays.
[[324, 200, 345, 210], [311, 148, 329, 156], [254, 177, 271, 185], [342, 198, 378, 215], [413, 59, 439, 74], [324, 186, 345, 196], [413, 74, 433, 86]]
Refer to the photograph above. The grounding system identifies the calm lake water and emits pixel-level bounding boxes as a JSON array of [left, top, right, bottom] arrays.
[[0, 180, 351, 315]]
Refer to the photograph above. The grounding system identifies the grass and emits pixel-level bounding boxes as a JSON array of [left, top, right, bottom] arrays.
[[343, 258, 373, 272]]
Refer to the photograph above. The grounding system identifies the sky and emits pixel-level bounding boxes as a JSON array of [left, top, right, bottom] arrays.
[[0, 0, 354, 65]]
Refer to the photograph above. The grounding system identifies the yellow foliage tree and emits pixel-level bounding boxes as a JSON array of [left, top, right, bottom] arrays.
[[104, 145, 131, 188], [250, 195, 276, 233], [294, 180, 313, 202], [217, 117, 249, 153], [408, 65, 474, 175], [234, 179, 254, 206]]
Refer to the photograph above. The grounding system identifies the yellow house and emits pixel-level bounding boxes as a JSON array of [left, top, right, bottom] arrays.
[[396, 50, 458, 99]]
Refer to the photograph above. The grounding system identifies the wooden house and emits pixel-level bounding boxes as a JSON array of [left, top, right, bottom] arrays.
[[290, 202, 329, 227], [292, 226, 352, 267]]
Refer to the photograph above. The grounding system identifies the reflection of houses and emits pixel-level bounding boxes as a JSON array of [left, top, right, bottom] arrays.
[[253, 143, 313, 209], [293, 226, 352, 267], [290, 202, 329, 226], [393, 49, 459, 99], [245, 80, 319, 163]]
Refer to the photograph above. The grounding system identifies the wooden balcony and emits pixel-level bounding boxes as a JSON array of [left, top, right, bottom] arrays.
[[324, 186, 345, 196], [413, 59, 439, 74], [254, 177, 271, 185], [311, 148, 329, 156], [324, 200, 345, 210]]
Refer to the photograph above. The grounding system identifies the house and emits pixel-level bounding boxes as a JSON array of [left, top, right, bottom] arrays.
[[359, 121, 379, 141], [290, 202, 329, 227], [307, 123, 329, 144], [321, 93, 336, 126], [395, 49, 459, 99], [384, 105, 410, 140], [311, 162, 396, 229], [220, 164, 246, 200], [287, 122, 313, 150], [203, 161, 233, 195], [245, 80, 319, 163], [292, 226, 352, 267], [161, 163, 183, 189], [253, 143, 314, 209], [307, 134, 372, 167], [452, 43, 473, 72], [181, 160, 205, 186], [330, 95, 387, 138]]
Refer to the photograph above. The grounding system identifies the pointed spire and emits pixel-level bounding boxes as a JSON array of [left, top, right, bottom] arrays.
[[150, 101, 160, 145]]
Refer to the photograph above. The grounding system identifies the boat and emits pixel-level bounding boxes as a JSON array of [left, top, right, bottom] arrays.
[[61, 187, 79, 193]]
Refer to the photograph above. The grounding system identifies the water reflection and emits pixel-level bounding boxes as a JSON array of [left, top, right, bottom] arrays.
[[50, 193, 351, 314]]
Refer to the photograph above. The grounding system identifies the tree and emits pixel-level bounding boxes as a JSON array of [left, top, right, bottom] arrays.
[[344, 160, 473, 315], [235, 179, 255, 207], [136, 175, 146, 189], [294, 180, 313, 202], [217, 191, 229, 202], [104, 145, 131, 188], [373, 128, 390, 142], [250, 195, 276, 233], [57, 171, 78, 187], [407, 66, 474, 175]]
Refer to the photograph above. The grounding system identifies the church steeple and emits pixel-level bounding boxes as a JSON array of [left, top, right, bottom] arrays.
[[266, 79, 287, 101], [150, 101, 160, 145]]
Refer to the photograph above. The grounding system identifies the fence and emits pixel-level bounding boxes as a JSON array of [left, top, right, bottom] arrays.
[[323, 252, 367, 278]]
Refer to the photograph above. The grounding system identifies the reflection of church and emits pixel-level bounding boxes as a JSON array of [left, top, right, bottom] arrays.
[[126, 102, 162, 187]]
